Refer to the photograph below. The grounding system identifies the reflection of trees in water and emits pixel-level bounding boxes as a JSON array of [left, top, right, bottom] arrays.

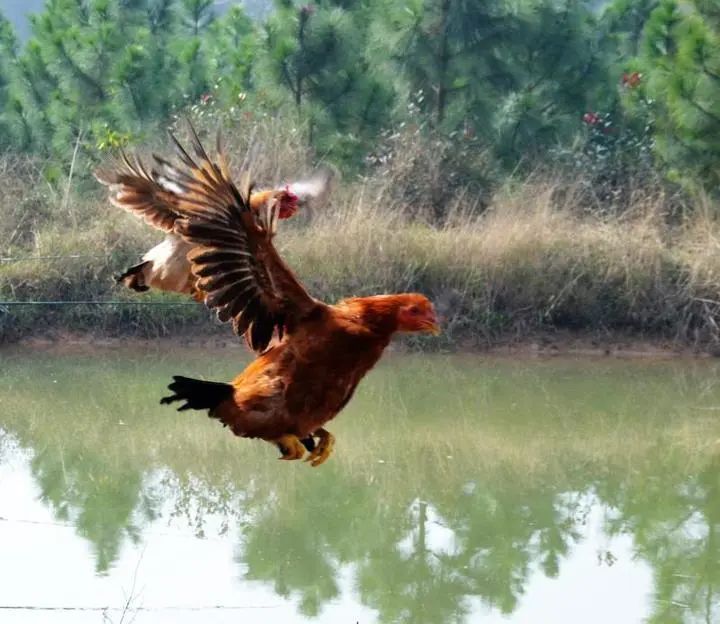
[[158, 470, 246, 539], [353, 486, 585, 623], [436, 485, 585, 614], [28, 445, 148, 573], [7, 352, 720, 621], [600, 456, 720, 624], [9, 430, 720, 623], [356, 499, 470, 624], [3, 426, 720, 623], [239, 471, 379, 616]]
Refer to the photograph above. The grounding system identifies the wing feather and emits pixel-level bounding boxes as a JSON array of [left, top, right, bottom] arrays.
[[164, 123, 320, 352], [198, 271, 255, 292], [94, 151, 182, 233]]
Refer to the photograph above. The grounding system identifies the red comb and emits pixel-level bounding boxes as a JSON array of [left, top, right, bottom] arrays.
[[278, 185, 299, 219]]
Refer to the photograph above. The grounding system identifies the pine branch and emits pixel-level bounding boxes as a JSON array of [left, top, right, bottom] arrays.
[[683, 93, 720, 126], [54, 39, 106, 102]]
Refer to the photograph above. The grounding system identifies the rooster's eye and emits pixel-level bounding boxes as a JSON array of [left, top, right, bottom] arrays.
[[408, 305, 420, 315]]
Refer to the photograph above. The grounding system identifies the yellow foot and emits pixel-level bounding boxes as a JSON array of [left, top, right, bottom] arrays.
[[274, 434, 306, 461], [304, 428, 335, 467]]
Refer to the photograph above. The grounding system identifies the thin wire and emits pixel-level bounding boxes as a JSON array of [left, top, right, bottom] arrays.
[[0, 301, 198, 305], [0, 255, 107, 263]]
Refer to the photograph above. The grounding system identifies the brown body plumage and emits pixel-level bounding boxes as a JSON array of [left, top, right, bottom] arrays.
[[112, 125, 438, 466], [207, 295, 433, 441]]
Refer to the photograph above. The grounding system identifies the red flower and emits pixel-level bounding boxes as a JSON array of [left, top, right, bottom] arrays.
[[622, 72, 642, 88], [582, 112, 600, 126], [200, 93, 212, 104]]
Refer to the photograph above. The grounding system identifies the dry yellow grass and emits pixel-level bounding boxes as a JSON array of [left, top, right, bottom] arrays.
[[279, 180, 720, 345], [2, 121, 720, 345]]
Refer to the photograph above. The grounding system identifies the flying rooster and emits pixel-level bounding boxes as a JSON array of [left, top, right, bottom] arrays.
[[111, 126, 439, 466], [96, 150, 331, 301]]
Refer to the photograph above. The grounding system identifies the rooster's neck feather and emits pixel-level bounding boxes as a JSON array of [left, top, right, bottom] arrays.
[[335, 294, 419, 335]]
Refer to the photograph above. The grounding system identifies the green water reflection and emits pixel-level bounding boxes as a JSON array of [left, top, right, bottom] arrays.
[[1, 346, 720, 622]]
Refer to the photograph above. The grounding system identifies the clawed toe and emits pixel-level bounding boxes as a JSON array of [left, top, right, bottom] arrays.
[[304, 428, 335, 467], [273, 430, 335, 466], [275, 434, 306, 460]]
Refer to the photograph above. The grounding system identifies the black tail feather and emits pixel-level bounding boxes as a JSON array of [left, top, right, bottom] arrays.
[[160, 375, 234, 413], [116, 261, 151, 292]]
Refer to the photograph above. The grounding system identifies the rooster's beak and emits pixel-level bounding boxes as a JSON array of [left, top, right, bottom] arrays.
[[423, 316, 441, 336]]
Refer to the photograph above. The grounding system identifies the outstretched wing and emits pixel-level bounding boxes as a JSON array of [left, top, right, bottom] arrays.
[[161, 125, 320, 353], [95, 151, 182, 233], [95, 151, 316, 233]]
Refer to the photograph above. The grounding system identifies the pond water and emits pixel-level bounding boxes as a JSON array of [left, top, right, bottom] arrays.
[[1, 345, 720, 623]]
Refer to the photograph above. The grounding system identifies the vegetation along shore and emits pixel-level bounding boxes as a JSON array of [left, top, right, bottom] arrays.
[[2, 128, 720, 352], [2, 1, 720, 350]]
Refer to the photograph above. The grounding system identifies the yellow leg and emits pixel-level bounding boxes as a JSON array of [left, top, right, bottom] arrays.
[[304, 428, 335, 467], [274, 434, 306, 461]]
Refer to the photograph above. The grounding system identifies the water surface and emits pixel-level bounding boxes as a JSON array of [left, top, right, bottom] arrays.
[[1, 346, 720, 623]]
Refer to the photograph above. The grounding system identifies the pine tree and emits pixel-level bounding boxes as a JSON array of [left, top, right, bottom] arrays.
[[634, 0, 720, 189], [0, 13, 22, 149], [9, 0, 138, 156], [9, 38, 58, 151], [4, 0, 223, 160], [378, 0, 610, 165], [171, 0, 216, 103], [206, 5, 258, 106], [180, 0, 215, 36], [602, 0, 661, 57], [110, 0, 183, 128], [375, 0, 516, 127], [490, 1, 611, 164], [261, 0, 395, 163]]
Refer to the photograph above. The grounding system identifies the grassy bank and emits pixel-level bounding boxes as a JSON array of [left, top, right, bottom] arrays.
[[2, 125, 720, 349]]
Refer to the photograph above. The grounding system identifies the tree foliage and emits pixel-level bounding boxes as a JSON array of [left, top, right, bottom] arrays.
[[632, 0, 720, 189], [375, 0, 613, 164], [0, 0, 256, 161], [261, 0, 395, 161], [1, 0, 720, 193], [0, 13, 21, 149]]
